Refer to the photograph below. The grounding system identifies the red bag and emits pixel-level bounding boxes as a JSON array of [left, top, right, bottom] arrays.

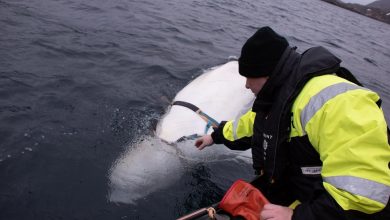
[[218, 179, 269, 220]]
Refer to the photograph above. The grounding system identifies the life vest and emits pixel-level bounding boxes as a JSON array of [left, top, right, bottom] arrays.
[[250, 46, 342, 183]]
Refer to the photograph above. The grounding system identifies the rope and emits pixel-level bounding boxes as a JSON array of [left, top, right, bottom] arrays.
[[207, 207, 216, 219]]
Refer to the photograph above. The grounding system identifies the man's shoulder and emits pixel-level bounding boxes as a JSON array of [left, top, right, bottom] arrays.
[[296, 75, 349, 102]]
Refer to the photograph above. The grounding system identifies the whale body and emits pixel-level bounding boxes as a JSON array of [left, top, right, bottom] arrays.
[[108, 61, 255, 204]]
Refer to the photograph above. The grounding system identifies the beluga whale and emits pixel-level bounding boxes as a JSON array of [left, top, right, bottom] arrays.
[[108, 61, 255, 204]]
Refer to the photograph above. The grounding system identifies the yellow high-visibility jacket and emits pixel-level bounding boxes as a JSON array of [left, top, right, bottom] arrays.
[[219, 74, 390, 217]]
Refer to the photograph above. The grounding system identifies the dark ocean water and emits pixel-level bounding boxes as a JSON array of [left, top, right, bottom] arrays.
[[0, 0, 389, 219]]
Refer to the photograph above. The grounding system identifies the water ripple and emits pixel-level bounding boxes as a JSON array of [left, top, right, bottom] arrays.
[[71, 3, 105, 13], [32, 39, 108, 59], [363, 57, 378, 66]]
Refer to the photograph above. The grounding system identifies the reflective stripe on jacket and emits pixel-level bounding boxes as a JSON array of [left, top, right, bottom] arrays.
[[222, 109, 255, 141]]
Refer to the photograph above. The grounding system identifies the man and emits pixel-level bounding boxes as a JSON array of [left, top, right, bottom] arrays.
[[195, 27, 390, 219]]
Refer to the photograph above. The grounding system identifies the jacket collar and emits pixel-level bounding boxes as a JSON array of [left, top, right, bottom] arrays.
[[252, 46, 300, 112]]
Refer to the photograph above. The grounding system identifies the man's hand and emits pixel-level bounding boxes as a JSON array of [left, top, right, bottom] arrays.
[[261, 204, 293, 220], [194, 135, 214, 150]]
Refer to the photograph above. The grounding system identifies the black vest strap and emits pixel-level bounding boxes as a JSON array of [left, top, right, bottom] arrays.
[[336, 67, 363, 86]]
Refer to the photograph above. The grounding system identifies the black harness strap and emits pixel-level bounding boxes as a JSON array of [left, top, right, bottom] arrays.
[[173, 101, 199, 112], [172, 101, 219, 129]]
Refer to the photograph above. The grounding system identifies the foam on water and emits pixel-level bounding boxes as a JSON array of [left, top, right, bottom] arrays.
[[108, 135, 251, 204]]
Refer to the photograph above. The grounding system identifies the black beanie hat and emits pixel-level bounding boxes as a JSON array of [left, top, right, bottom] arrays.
[[239, 26, 289, 78]]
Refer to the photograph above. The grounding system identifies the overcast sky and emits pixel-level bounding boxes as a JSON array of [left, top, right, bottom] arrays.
[[341, 0, 377, 5]]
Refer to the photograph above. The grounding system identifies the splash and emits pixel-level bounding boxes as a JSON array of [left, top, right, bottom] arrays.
[[108, 136, 251, 204]]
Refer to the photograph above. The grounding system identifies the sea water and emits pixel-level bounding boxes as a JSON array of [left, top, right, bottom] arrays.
[[0, 0, 389, 219]]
